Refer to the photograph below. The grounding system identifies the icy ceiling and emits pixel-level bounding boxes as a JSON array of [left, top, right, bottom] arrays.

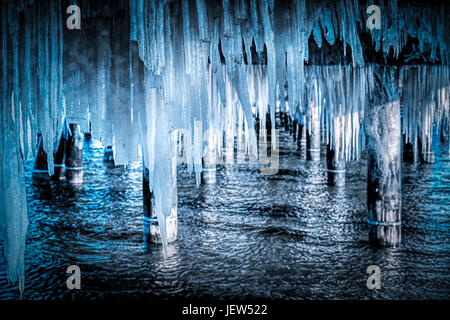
[[0, 0, 449, 293]]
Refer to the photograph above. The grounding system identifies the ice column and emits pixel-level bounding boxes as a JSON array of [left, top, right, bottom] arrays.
[[32, 135, 51, 181], [306, 124, 321, 161], [0, 140, 28, 295], [32, 126, 67, 182], [104, 146, 114, 164], [143, 165, 177, 244], [366, 66, 401, 246], [53, 126, 67, 181], [326, 147, 346, 187], [441, 118, 449, 143], [298, 117, 307, 157], [202, 66, 218, 184], [202, 153, 217, 184], [326, 103, 346, 186], [419, 103, 435, 164], [65, 124, 84, 184], [306, 79, 321, 161]]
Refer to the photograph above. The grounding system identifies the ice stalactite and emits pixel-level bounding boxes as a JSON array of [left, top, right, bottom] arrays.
[[130, 0, 283, 254], [1, 0, 449, 290], [335, 0, 364, 66], [300, 65, 371, 163], [0, 128, 28, 295], [35, 0, 66, 177], [129, 0, 449, 252], [260, 0, 277, 150], [90, 18, 112, 144], [247, 64, 269, 141], [0, 18, 29, 290], [1, 0, 64, 293], [63, 3, 89, 134], [107, 0, 450, 253], [111, 11, 139, 166], [401, 66, 450, 164], [367, 0, 449, 65]]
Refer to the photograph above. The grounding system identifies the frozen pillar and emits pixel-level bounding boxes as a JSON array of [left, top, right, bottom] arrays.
[[33, 131, 67, 181], [84, 122, 92, 142], [280, 111, 287, 130], [321, 126, 326, 143], [142, 165, 156, 243], [326, 146, 345, 187], [143, 165, 178, 244], [104, 146, 114, 163], [53, 129, 67, 181], [202, 157, 217, 184], [224, 130, 234, 164], [282, 112, 290, 131], [402, 134, 414, 163], [266, 113, 272, 138], [419, 105, 435, 163], [288, 115, 294, 134], [298, 122, 307, 156], [441, 118, 449, 143], [419, 135, 435, 164], [32, 134, 50, 181], [202, 149, 217, 184], [65, 124, 83, 184], [255, 116, 261, 138], [306, 116, 320, 161], [366, 66, 401, 247], [292, 119, 298, 141]]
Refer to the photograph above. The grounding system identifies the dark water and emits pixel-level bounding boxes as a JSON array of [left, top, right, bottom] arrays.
[[0, 126, 449, 300]]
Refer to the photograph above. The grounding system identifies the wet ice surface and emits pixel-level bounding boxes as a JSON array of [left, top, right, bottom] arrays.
[[0, 127, 448, 300]]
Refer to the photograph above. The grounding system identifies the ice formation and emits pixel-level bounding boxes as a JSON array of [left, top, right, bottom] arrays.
[[0, 0, 449, 291]]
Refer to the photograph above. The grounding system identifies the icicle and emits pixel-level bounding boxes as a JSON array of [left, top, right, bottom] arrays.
[[260, 0, 277, 150], [0, 139, 28, 296], [152, 98, 176, 258], [2, 0, 448, 292]]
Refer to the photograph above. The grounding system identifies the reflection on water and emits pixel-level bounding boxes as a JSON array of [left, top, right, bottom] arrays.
[[0, 127, 449, 300]]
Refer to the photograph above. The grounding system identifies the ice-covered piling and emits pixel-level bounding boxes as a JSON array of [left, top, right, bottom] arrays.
[[326, 145, 345, 187], [419, 135, 435, 164], [33, 129, 68, 182], [84, 132, 92, 142], [402, 135, 415, 163], [283, 112, 290, 131], [224, 131, 235, 164], [104, 146, 114, 163], [32, 135, 51, 181], [53, 129, 67, 181], [143, 165, 178, 244], [366, 66, 402, 247], [142, 165, 155, 243], [266, 113, 273, 138], [306, 116, 321, 161], [288, 115, 294, 135], [292, 119, 298, 141], [298, 123, 307, 157], [202, 151, 217, 184], [400, 65, 450, 165], [441, 119, 449, 143], [65, 124, 83, 184]]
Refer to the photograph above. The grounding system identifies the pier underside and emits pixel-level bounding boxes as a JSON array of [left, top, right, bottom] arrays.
[[0, 0, 449, 299]]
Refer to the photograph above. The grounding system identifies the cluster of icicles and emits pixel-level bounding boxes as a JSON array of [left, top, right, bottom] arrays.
[[0, 0, 449, 294]]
